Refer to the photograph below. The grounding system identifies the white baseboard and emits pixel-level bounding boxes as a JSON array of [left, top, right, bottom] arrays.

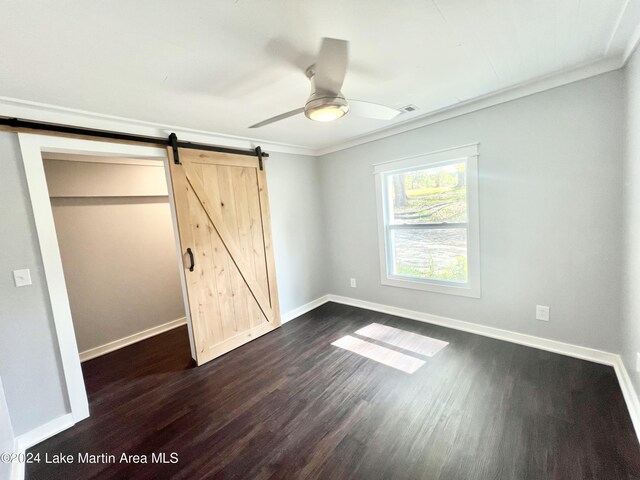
[[612, 357, 640, 441], [79, 317, 187, 362], [281, 295, 330, 323], [11, 414, 74, 480], [15, 413, 74, 452], [9, 455, 24, 480], [324, 294, 640, 440]]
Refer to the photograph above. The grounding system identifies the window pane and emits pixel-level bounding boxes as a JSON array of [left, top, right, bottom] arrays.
[[387, 162, 467, 225], [390, 228, 468, 283]]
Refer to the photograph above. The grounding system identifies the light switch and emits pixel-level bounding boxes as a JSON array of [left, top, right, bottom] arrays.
[[13, 269, 32, 287]]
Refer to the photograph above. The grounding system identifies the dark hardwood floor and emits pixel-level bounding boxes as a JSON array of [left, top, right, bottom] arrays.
[[27, 302, 640, 479]]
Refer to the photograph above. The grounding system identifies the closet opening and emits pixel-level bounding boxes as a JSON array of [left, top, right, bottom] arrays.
[[42, 152, 192, 384]]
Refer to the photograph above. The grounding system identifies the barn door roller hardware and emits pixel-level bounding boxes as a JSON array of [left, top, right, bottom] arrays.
[[255, 146, 264, 170], [169, 132, 181, 165], [0, 117, 269, 167]]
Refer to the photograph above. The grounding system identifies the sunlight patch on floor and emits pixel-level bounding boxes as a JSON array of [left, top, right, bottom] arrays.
[[331, 323, 448, 373], [355, 323, 448, 357], [331, 335, 425, 373]]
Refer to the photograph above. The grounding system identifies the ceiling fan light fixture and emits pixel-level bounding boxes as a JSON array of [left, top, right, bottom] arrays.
[[306, 105, 348, 122], [304, 96, 349, 122]]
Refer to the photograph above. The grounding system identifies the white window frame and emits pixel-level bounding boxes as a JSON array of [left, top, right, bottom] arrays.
[[374, 144, 481, 298]]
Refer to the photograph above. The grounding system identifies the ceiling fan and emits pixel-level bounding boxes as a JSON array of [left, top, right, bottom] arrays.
[[249, 38, 402, 128]]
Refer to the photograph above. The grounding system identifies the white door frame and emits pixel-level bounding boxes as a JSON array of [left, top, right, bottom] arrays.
[[18, 133, 193, 425]]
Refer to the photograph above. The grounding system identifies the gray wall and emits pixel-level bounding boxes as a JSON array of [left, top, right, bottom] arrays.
[[622, 46, 640, 393], [0, 133, 69, 436], [45, 159, 185, 353], [0, 135, 324, 438], [266, 152, 327, 315], [318, 70, 625, 353]]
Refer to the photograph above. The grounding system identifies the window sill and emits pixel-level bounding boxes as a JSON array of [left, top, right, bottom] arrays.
[[381, 276, 481, 298]]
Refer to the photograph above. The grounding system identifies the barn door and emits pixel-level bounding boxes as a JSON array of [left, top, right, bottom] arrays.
[[168, 148, 280, 365]]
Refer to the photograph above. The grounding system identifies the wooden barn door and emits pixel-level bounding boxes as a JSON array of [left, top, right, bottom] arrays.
[[168, 148, 280, 365]]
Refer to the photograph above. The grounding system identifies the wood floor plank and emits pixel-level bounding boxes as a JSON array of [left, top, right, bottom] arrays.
[[26, 302, 640, 479]]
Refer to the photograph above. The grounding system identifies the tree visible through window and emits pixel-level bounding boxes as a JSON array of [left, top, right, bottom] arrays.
[[385, 160, 468, 283]]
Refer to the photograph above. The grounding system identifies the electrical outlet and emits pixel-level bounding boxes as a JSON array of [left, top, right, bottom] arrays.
[[13, 269, 32, 287], [636, 353, 640, 373], [535, 305, 549, 321], [350, 278, 357, 288]]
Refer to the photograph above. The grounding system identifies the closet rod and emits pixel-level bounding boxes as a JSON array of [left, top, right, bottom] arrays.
[[0, 117, 269, 160]]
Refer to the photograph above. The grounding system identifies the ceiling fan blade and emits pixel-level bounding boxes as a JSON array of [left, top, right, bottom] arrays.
[[348, 100, 402, 120], [314, 38, 349, 94], [249, 107, 305, 128]]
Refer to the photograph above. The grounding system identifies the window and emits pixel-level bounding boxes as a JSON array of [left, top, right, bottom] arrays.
[[375, 144, 480, 297]]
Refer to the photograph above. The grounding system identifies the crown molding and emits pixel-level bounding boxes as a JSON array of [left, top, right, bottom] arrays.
[[314, 55, 625, 156], [0, 51, 631, 160], [609, 0, 640, 65], [0, 96, 316, 157]]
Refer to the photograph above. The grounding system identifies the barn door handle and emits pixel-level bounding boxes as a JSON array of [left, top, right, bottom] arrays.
[[186, 248, 195, 272]]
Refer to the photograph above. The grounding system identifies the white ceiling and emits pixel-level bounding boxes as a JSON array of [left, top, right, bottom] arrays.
[[1, 0, 639, 152]]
